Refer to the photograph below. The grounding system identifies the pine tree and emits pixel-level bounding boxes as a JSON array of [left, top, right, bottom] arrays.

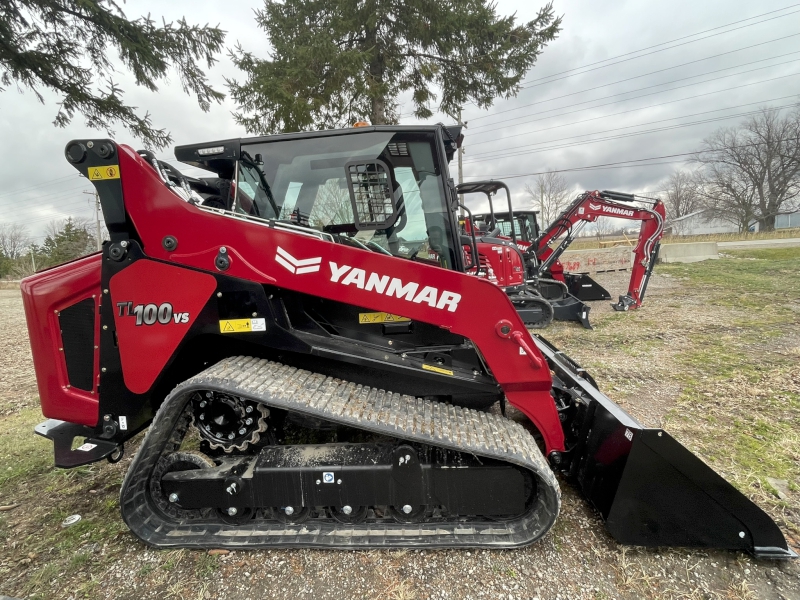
[[40, 218, 96, 266], [1, 0, 226, 148], [227, 0, 561, 133]]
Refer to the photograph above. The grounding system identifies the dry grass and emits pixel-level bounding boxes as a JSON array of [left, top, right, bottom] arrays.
[[565, 227, 800, 250], [1, 250, 800, 599]]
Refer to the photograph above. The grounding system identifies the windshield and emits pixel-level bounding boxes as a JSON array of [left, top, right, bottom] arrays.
[[488, 213, 539, 242], [239, 131, 456, 267]]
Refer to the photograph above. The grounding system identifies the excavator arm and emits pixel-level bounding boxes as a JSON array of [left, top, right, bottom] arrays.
[[532, 190, 666, 310]]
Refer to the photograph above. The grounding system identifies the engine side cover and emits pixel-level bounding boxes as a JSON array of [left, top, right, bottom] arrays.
[[109, 260, 216, 394]]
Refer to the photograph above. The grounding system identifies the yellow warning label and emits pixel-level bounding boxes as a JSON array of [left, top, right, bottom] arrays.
[[88, 165, 120, 180], [358, 312, 411, 324], [422, 364, 454, 376], [219, 319, 253, 333]]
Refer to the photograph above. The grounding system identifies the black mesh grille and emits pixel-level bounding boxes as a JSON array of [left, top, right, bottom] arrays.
[[59, 298, 96, 391], [345, 160, 397, 230]]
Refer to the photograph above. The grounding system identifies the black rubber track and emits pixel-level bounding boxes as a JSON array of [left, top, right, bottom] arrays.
[[120, 356, 561, 549]]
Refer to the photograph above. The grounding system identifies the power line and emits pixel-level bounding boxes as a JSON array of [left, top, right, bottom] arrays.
[[464, 160, 689, 182], [515, 7, 800, 92], [462, 103, 797, 164], [462, 140, 774, 181], [468, 74, 800, 147], [520, 4, 800, 86], [465, 95, 800, 161], [0, 198, 97, 228], [467, 33, 800, 124], [0, 174, 83, 200], [468, 54, 800, 134], [0, 183, 94, 207]]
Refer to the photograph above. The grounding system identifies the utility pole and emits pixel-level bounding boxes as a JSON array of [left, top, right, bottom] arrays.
[[94, 192, 102, 251], [458, 108, 465, 217], [83, 190, 103, 251]]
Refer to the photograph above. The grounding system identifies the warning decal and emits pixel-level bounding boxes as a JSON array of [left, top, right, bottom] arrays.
[[219, 318, 267, 333], [421, 364, 454, 376], [358, 312, 411, 324], [88, 165, 120, 180]]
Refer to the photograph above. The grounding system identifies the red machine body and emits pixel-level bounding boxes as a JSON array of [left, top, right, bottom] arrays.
[[23, 141, 564, 452], [20, 127, 795, 558]]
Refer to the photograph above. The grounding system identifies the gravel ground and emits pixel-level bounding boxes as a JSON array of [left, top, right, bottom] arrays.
[[0, 263, 798, 600]]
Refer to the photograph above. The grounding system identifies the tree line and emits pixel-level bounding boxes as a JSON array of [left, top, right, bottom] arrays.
[[0, 219, 96, 279], [527, 104, 800, 233]]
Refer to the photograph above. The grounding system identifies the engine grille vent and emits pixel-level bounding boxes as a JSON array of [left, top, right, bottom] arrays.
[[59, 298, 96, 391]]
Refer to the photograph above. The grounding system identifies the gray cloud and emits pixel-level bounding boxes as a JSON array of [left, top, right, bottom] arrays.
[[1, 0, 798, 238]]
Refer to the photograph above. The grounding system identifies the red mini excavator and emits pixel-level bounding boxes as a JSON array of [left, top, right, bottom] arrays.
[[21, 125, 795, 558], [458, 181, 588, 328], [471, 189, 666, 312]]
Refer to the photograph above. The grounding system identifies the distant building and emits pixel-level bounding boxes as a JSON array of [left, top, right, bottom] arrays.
[[665, 209, 755, 235], [776, 211, 800, 229]]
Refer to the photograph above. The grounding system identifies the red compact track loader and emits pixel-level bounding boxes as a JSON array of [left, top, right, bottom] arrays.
[[22, 125, 795, 558]]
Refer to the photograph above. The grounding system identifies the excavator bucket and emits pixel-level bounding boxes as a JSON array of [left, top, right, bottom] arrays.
[[536, 336, 797, 559], [564, 273, 611, 302], [550, 294, 593, 329]]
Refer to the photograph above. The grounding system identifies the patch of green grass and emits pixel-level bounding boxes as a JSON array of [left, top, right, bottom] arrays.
[[21, 562, 60, 596], [653, 249, 800, 534], [194, 552, 219, 578], [726, 247, 800, 261], [69, 552, 92, 568], [0, 407, 55, 488]]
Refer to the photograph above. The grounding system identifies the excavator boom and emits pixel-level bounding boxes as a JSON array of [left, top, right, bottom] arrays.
[[534, 190, 666, 310]]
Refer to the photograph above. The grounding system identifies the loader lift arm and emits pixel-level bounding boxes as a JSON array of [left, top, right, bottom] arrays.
[[532, 190, 666, 311]]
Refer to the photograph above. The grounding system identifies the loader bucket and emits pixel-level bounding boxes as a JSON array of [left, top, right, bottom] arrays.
[[534, 336, 797, 559]]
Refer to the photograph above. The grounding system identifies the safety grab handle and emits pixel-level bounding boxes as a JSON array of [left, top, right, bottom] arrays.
[[511, 331, 544, 369]]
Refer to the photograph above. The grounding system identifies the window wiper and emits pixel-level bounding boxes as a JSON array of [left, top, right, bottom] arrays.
[[240, 151, 280, 218]]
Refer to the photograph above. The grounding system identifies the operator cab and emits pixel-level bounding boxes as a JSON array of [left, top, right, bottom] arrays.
[[175, 125, 465, 271], [473, 210, 540, 244]]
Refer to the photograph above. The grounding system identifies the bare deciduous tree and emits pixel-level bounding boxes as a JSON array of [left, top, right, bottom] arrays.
[[693, 105, 800, 231], [524, 170, 571, 228], [694, 166, 757, 232], [593, 217, 615, 241], [661, 169, 701, 219], [0, 223, 31, 259]]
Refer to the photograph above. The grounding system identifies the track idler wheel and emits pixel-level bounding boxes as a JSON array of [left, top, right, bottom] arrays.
[[330, 505, 369, 524], [273, 505, 311, 524], [388, 505, 426, 523], [155, 451, 215, 518]]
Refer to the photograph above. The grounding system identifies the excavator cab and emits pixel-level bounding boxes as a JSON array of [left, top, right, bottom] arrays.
[[457, 181, 592, 329]]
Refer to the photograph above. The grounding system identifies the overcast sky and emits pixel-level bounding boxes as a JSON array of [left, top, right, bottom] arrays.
[[1, 0, 799, 241]]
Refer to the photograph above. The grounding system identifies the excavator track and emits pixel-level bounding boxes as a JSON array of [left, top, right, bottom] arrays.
[[509, 291, 554, 329], [120, 356, 561, 549]]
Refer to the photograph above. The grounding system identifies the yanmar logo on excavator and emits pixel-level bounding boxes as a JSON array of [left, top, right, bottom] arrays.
[[275, 246, 462, 312], [601, 205, 635, 217]]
